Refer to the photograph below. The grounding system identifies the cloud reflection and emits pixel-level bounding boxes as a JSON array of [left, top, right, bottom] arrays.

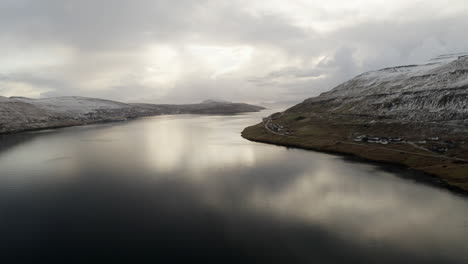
[[0, 112, 467, 263], [142, 115, 273, 175]]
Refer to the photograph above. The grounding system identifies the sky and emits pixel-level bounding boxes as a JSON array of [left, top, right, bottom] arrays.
[[0, 0, 467, 104]]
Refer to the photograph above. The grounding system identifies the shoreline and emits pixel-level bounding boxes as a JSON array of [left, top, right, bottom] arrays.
[[242, 124, 468, 196], [0, 118, 134, 135], [0, 111, 262, 136], [3, 111, 467, 196], [0, 96, 265, 135]]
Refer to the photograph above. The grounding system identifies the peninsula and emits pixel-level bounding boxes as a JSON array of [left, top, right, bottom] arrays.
[[243, 54, 468, 192]]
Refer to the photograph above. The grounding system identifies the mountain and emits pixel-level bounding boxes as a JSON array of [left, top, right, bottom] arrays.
[[243, 54, 468, 192], [132, 100, 264, 115], [0, 96, 264, 133], [291, 53, 468, 122]]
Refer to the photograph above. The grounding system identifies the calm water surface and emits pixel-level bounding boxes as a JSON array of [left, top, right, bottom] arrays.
[[0, 111, 467, 263]]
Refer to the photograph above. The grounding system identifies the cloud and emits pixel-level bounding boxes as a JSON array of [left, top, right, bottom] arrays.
[[0, 0, 467, 104]]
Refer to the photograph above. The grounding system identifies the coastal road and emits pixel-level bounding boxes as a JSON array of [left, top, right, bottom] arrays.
[[264, 118, 288, 136]]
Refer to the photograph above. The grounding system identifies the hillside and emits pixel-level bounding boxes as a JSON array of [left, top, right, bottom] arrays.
[[0, 96, 264, 133], [243, 54, 468, 192], [290, 54, 468, 122]]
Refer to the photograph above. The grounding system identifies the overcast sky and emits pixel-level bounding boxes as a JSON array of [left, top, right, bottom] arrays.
[[0, 0, 467, 104]]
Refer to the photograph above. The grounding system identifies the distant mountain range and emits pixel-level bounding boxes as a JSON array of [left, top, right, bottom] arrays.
[[243, 54, 468, 192], [0, 96, 264, 133]]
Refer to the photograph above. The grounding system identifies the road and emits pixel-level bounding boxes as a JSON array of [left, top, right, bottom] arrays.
[[264, 118, 287, 136]]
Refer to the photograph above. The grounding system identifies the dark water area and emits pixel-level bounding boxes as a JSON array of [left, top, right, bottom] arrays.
[[0, 112, 467, 263]]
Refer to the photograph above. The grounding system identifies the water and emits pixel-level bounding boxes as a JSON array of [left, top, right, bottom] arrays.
[[0, 112, 467, 263]]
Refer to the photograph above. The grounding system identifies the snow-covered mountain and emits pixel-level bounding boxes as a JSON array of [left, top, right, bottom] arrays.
[[11, 96, 131, 115], [0, 96, 139, 133], [0, 96, 264, 133], [291, 54, 468, 122]]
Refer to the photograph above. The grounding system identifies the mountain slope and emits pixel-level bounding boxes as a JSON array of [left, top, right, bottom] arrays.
[[12, 96, 132, 115], [0, 96, 264, 133], [243, 54, 468, 192], [290, 54, 468, 122]]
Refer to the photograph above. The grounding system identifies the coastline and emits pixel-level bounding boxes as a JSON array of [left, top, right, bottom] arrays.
[[0, 110, 262, 135], [242, 123, 468, 194], [0, 117, 136, 135], [0, 96, 265, 135]]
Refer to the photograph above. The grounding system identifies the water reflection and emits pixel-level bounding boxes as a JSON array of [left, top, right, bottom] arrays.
[[141, 116, 260, 173], [0, 113, 467, 263]]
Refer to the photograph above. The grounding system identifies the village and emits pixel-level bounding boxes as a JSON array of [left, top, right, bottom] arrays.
[[263, 117, 293, 135], [262, 116, 459, 155], [353, 135, 458, 154]]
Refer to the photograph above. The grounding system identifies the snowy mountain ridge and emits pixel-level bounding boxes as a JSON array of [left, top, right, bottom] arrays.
[[11, 96, 132, 115], [0, 96, 264, 133], [294, 54, 468, 122]]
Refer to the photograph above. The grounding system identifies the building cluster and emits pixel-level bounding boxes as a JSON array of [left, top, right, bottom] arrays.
[[354, 135, 402, 145], [268, 123, 291, 134], [263, 117, 291, 135], [353, 134, 460, 154]]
